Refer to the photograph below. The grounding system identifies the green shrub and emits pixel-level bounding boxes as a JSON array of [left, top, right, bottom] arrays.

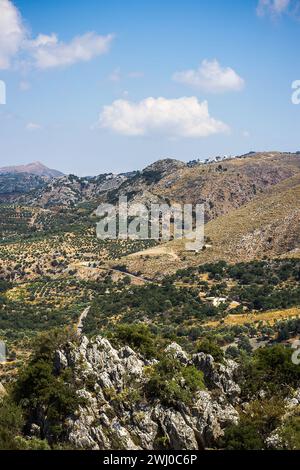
[[221, 398, 284, 450], [13, 329, 84, 443], [241, 344, 300, 397], [196, 338, 224, 363], [0, 398, 24, 450], [111, 323, 159, 359], [145, 356, 205, 407], [278, 414, 300, 449]]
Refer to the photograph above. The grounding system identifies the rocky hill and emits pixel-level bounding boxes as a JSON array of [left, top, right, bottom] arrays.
[[20, 173, 131, 208], [121, 172, 300, 279], [0, 162, 63, 178], [13, 152, 300, 222], [0, 173, 48, 203], [3, 332, 300, 450], [106, 152, 300, 222]]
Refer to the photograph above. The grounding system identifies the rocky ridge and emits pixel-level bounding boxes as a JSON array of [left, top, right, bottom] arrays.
[[49, 337, 240, 450]]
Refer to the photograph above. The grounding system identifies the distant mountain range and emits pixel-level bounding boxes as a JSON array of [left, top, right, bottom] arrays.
[[1, 153, 300, 213], [0, 161, 63, 178]]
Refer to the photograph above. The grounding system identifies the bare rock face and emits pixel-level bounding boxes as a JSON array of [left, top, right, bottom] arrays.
[[54, 336, 240, 450], [154, 407, 199, 450], [192, 353, 241, 403], [165, 342, 189, 364], [192, 391, 239, 446]]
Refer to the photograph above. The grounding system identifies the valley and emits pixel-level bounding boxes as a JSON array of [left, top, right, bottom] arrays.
[[0, 152, 300, 450]]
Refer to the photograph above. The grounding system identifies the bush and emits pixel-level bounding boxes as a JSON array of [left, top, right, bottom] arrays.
[[221, 398, 284, 450], [111, 323, 159, 359], [13, 329, 84, 443], [196, 338, 224, 363], [278, 414, 300, 449], [221, 422, 263, 450], [241, 344, 300, 397], [225, 345, 240, 359], [0, 398, 24, 450], [145, 356, 205, 407]]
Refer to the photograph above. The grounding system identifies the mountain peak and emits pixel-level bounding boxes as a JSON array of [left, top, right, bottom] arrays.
[[143, 158, 186, 174], [0, 162, 63, 178]]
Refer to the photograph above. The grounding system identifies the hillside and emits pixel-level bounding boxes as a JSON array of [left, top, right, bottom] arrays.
[[106, 152, 300, 222], [0, 174, 48, 203], [20, 173, 132, 208], [121, 172, 300, 279]]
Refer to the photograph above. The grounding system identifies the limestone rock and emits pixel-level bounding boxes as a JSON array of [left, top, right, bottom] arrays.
[[52, 336, 241, 450], [192, 353, 240, 402], [165, 343, 189, 364]]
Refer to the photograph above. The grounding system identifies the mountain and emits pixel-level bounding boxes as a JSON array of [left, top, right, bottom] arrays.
[[0, 173, 48, 203], [0, 162, 63, 203], [20, 173, 131, 208], [106, 152, 300, 222], [0, 161, 63, 178], [15, 152, 300, 217], [121, 172, 300, 279]]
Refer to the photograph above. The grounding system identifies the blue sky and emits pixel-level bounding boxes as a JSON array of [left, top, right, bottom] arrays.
[[0, 0, 300, 175]]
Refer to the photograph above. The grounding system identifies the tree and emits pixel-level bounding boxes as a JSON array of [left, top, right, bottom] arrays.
[[196, 338, 224, 363], [146, 356, 205, 407], [13, 329, 84, 443], [0, 399, 24, 450]]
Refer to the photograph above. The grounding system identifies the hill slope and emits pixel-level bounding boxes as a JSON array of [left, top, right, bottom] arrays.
[[106, 152, 300, 222], [120, 172, 300, 279]]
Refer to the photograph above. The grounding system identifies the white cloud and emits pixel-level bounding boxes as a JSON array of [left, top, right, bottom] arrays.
[[0, 1, 113, 70], [26, 122, 42, 131], [26, 33, 58, 48], [0, 0, 26, 69], [98, 96, 229, 138], [27, 32, 114, 69], [257, 0, 291, 16], [173, 59, 245, 94]]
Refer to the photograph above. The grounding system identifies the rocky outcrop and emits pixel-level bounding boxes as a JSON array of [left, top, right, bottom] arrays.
[[192, 352, 241, 402], [0, 382, 7, 399], [52, 336, 240, 450], [265, 388, 300, 450]]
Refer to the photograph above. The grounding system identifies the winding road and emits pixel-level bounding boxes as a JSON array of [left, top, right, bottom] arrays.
[[76, 306, 91, 335]]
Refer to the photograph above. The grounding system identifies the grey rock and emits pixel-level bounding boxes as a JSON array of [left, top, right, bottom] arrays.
[[192, 353, 240, 402], [165, 343, 189, 364], [52, 337, 241, 450], [156, 407, 198, 450]]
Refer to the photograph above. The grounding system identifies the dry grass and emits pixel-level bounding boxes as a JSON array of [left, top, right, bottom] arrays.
[[204, 307, 300, 328]]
